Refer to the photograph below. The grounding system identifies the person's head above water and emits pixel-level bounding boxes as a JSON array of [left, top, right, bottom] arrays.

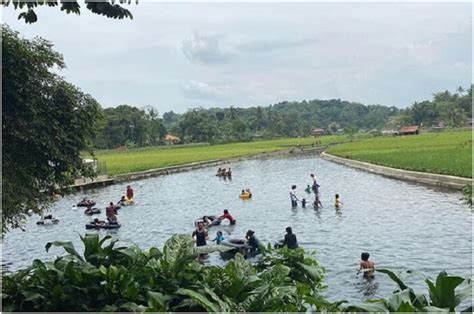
[[335, 194, 339, 198], [217, 230, 223, 236], [361, 252, 370, 261], [310, 174, 315, 178], [197, 221, 204, 228], [246, 230, 255, 237], [223, 209, 229, 214], [109, 202, 113, 206], [291, 185, 297, 189], [286, 226, 293, 234]]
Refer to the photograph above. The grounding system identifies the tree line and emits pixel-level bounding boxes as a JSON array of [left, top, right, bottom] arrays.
[[92, 86, 471, 147]]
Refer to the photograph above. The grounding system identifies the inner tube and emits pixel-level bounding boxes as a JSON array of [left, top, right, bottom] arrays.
[[120, 198, 134, 206], [239, 193, 251, 200], [221, 239, 247, 248], [77, 200, 96, 207], [195, 215, 221, 227], [37, 219, 59, 225], [84, 208, 101, 215], [219, 239, 261, 260], [85, 222, 121, 230]]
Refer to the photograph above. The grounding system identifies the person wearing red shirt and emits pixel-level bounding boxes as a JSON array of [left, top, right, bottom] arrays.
[[126, 185, 134, 200], [219, 209, 236, 225]]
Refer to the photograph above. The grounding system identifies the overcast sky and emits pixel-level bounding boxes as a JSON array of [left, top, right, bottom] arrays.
[[3, 2, 472, 113]]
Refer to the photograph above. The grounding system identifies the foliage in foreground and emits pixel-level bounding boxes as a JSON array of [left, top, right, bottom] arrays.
[[347, 269, 472, 312], [2, 234, 471, 312], [1, 234, 330, 312]]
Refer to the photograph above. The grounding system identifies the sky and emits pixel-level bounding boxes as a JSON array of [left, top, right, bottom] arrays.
[[2, 1, 472, 113]]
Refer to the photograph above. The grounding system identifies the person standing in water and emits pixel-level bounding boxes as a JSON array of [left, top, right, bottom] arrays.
[[335, 194, 343, 209], [282, 227, 298, 249], [126, 185, 134, 201], [106, 202, 118, 224], [358, 252, 375, 279], [192, 221, 209, 247], [310, 174, 323, 207], [290, 185, 300, 207]]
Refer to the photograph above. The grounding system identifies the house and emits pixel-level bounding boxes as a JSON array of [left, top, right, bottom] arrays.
[[311, 128, 325, 136], [399, 126, 420, 135], [163, 134, 180, 145]]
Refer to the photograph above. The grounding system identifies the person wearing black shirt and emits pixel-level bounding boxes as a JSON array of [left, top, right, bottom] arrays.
[[192, 221, 209, 247], [283, 227, 298, 249]]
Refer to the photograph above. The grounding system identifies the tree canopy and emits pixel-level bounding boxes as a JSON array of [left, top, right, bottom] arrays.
[[1, 0, 135, 24], [2, 25, 102, 232]]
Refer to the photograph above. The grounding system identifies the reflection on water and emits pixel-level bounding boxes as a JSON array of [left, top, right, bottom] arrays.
[[2, 154, 472, 303]]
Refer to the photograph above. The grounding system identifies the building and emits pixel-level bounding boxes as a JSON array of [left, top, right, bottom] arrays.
[[163, 134, 180, 145], [399, 126, 420, 135], [311, 128, 325, 136]]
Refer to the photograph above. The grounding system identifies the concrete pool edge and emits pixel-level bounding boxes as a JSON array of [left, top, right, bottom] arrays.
[[320, 152, 472, 190]]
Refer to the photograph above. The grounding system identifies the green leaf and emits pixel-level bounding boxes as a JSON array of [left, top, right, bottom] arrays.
[[387, 289, 413, 311], [177, 288, 221, 312], [45, 241, 84, 262], [377, 268, 409, 290], [427, 272, 465, 310], [147, 291, 167, 310]]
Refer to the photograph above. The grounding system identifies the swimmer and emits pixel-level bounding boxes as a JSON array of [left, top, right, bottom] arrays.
[[358, 252, 375, 279], [290, 185, 300, 207], [212, 230, 225, 244], [335, 194, 343, 209]]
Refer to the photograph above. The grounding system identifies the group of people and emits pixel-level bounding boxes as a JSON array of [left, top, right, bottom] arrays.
[[216, 167, 232, 177], [118, 185, 134, 206], [290, 174, 343, 209], [240, 188, 252, 199], [87, 185, 135, 227]]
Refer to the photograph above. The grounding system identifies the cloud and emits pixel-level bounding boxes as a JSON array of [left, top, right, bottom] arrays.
[[238, 37, 318, 53], [182, 32, 232, 64], [182, 80, 229, 100]]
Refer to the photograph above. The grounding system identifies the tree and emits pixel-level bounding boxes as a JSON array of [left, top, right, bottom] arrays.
[[177, 109, 218, 143], [2, 25, 102, 232], [1, 0, 135, 24]]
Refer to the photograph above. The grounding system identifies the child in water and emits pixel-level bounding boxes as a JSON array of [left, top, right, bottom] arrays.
[[212, 231, 225, 244], [358, 252, 375, 279], [335, 194, 343, 209], [305, 185, 312, 194]]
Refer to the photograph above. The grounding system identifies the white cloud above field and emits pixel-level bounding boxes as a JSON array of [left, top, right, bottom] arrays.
[[3, 2, 471, 112]]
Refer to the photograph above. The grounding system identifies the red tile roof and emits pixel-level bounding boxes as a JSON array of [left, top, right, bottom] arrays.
[[400, 126, 419, 133]]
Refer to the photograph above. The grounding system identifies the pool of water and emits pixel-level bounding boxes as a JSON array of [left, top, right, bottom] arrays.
[[2, 154, 472, 303]]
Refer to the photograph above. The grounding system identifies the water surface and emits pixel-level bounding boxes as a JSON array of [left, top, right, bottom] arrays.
[[3, 154, 471, 303]]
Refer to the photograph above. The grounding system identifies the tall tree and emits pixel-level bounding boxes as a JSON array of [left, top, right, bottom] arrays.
[[2, 25, 102, 232]]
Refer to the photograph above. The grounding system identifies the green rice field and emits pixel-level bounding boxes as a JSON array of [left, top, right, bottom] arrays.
[[94, 136, 346, 175], [326, 130, 472, 178]]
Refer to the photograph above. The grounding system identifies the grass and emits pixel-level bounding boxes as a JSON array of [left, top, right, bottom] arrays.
[[93, 135, 346, 175], [326, 130, 472, 178]]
